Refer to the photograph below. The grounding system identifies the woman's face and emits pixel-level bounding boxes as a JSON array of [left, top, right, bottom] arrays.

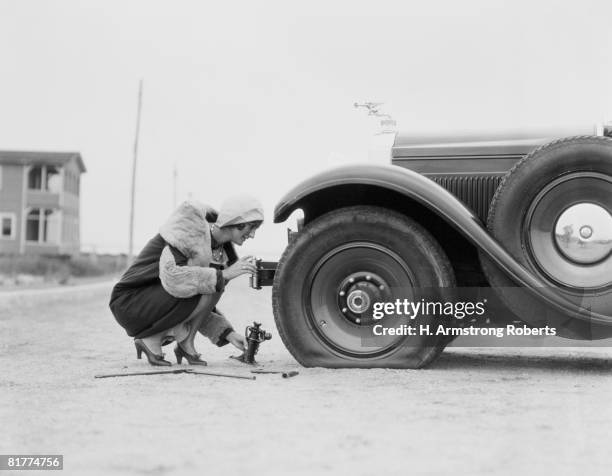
[[228, 223, 259, 246]]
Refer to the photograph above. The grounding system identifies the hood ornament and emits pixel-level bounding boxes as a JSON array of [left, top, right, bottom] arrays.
[[354, 102, 397, 134]]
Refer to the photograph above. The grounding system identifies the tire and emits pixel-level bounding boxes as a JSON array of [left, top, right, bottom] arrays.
[[272, 206, 456, 368], [481, 136, 612, 338]]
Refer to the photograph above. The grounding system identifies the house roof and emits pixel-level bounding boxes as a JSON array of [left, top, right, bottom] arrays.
[[0, 150, 86, 173]]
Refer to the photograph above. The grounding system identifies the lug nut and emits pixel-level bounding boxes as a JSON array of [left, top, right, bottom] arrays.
[[339, 291, 345, 296], [366, 275, 371, 281], [349, 278, 355, 283], [342, 308, 348, 313]]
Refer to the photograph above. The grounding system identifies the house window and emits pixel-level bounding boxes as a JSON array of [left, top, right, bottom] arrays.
[[28, 166, 43, 190], [26, 209, 40, 241], [25, 208, 61, 244], [0, 213, 15, 240], [43, 209, 61, 242], [63, 171, 79, 195], [46, 166, 61, 193], [28, 165, 63, 192]]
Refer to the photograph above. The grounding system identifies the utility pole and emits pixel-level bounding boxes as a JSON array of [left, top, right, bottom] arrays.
[[128, 80, 143, 262]]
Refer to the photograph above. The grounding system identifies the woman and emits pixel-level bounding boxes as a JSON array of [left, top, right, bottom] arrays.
[[109, 195, 263, 366]]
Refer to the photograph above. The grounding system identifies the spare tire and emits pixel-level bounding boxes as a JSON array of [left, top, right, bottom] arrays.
[[272, 206, 456, 368], [481, 136, 612, 338]]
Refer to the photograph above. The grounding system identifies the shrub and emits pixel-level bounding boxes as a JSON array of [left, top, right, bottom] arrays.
[[0, 253, 128, 281]]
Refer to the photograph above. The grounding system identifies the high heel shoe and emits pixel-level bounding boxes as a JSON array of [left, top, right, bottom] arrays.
[[134, 339, 172, 367], [174, 343, 208, 366]]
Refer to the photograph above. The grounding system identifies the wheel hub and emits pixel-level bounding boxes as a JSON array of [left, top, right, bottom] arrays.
[[337, 271, 390, 325], [554, 203, 612, 264], [347, 290, 371, 314], [579, 226, 593, 239]]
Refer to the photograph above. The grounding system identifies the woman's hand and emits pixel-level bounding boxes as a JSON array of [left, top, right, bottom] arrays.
[[227, 331, 246, 351], [222, 256, 257, 281]]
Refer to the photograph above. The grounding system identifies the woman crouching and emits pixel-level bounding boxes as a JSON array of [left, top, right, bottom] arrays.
[[109, 196, 263, 366]]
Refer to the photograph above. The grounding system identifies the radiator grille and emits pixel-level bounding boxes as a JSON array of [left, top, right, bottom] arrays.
[[428, 174, 503, 223]]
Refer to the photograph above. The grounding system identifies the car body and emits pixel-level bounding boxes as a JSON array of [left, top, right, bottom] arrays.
[[268, 124, 612, 368]]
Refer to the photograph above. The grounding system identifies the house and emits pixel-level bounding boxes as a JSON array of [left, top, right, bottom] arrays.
[[0, 150, 86, 256]]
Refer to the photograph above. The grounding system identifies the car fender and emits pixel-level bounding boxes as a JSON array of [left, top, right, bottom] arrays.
[[274, 164, 612, 323]]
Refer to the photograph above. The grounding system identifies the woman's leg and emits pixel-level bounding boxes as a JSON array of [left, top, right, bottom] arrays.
[[139, 335, 163, 355], [178, 292, 222, 354]]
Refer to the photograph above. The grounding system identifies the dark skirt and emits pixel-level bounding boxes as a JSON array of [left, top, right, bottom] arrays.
[[108, 234, 202, 338], [110, 283, 200, 339]]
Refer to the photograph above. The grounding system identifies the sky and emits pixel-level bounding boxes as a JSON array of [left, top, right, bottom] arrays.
[[1, 0, 611, 258]]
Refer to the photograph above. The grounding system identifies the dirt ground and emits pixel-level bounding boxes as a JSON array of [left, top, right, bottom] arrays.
[[2, 279, 612, 476]]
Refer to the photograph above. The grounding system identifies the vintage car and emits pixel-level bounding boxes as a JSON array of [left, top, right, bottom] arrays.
[[259, 125, 612, 368]]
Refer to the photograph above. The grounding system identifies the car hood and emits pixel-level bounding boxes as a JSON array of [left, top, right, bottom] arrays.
[[392, 125, 600, 158]]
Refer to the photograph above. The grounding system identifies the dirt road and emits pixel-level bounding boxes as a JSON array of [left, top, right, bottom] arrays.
[[2, 280, 612, 476]]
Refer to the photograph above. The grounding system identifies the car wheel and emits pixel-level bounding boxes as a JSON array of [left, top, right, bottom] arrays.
[[481, 136, 612, 338], [272, 206, 456, 368]]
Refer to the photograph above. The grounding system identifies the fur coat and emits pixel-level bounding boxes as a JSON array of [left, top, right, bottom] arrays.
[[159, 200, 225, 297]]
